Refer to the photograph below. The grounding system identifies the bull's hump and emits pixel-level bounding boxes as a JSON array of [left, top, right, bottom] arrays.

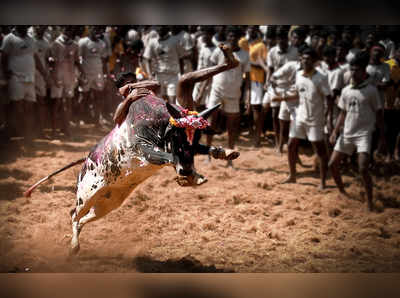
[[129, 95, 170, 126]]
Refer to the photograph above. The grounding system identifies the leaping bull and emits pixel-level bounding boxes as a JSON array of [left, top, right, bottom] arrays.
[[24, 44, 240, 255]]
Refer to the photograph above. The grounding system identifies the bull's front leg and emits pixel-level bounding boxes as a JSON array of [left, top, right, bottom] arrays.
[[136, 143, 174, 165]]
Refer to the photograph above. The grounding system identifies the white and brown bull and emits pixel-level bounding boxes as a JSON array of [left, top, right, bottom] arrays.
[[24, 44, 240, 254]]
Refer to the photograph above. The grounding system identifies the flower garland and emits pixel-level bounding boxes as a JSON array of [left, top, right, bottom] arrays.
[[169, 109, 210, 145]]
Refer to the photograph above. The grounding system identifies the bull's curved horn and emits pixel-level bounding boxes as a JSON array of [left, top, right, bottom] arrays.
[[166, 102, 182, 119], [198, 103, 221, 119]]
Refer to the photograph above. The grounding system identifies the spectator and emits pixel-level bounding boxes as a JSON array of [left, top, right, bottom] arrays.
[[0, 26, 11, 140], [143, 25, 184, 105], [329, 51, 385, 211], [384, 44, 400, 109], [318, 45, 345, 154], [206, 26, 250, 167], [263, 27, 298, 151], [171, 25, 195, 74], [1, 25, 49, 141], [281, 47, 332, 189], [241, 25, 267, 147], [366, 43, 391, 107], [78, 25, 108, 125], [49, 25, 81, 137], [32, 25, 51, 137], [192, 27, 216, 112]]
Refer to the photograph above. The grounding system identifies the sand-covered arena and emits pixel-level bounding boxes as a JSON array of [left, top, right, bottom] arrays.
[[1, 123, 400, 273]]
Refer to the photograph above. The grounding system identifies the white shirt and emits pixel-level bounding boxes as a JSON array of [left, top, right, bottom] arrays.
[[338, 82, 382, 138], [192, 45, 216, 105], [50, 34, 79, 83], [1, 32, 37, 82], [33, 37, 50, 77], [210, 47, 250, 98], [272, 60, 300, 89], [295, 69, 332, 127], [78, 36, 107, 75], [267, 45, 298, 71], [143, 36, 184, 75], [272, 60, 301, 109], [317, 61, 345, 92]]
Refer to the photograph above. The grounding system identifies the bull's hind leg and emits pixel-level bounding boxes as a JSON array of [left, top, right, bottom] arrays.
[[70, 193, 98, 255], [70, 190, 129, 255]]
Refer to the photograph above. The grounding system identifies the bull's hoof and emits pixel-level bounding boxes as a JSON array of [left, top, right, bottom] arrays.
[[69, 244, 80, 256], [175, 172, 208, 186]]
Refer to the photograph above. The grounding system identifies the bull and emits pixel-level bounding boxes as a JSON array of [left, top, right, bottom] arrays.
[[24, 44, 240, 254]]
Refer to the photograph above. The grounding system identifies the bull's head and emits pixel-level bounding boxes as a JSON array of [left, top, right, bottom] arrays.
[[164, 102, 220, 179]]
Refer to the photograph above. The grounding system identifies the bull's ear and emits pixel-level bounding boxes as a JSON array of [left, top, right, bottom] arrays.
[[198, 103, 221, 119], [166, 102, 182, 119]]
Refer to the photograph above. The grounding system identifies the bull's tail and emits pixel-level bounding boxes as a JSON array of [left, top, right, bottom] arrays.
[[23, 157, 86, 198]]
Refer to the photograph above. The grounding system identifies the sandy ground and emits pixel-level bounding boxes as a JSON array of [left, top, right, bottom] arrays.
[[1, 123, 400, 273]]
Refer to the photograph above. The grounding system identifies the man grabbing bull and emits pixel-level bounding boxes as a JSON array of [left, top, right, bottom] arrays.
[[25, 43, 241, 255]]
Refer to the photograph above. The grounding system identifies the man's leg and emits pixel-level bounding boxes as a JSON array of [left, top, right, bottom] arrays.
[[395, 132, 400, 161], [79, 91, 90, 124], [358, 152, 374, 211], [61, 97, 71, 136], [279, 119, 290, 153], [252, 104, 263, 147], [282, 137, 299, 183], [51, 98, 62, 136], [328, 150, 347, 194], [226, 112, 240, 167], [312, 140, 328, 190], [23, 100, 36, 142], [94, 89, 106, 124], [36, 96, 49, 137], [271, 107, 280, 150], [226, 112, 240, 150], [206, 109, 219, 148]]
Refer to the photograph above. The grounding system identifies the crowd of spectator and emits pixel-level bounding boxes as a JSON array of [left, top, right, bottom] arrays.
[[1, 25, 400, 211]]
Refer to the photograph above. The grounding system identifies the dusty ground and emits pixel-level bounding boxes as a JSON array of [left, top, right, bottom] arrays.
[[1, 123, 400, 273]]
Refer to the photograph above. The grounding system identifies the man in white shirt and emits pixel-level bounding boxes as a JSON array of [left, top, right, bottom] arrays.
[[78, 26, 108, 125], [171, 26, 195, 74], [49, 25, 81, 137], [32, 25, 50, 137], [192, 27, 215, 112], [329, 52, 385, 211], [276, 47, 331, 189], [366, 43, 391, 106], [143, 26, 184, 105], [207, 26, 250, 167], [263, 28, 298, 151], [1, 25, 49, 140], [318, 46, 345, 138]]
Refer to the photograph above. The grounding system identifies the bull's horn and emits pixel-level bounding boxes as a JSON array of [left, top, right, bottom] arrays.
[[166, 102, 182, 119], [198, 103, 221, 119]]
